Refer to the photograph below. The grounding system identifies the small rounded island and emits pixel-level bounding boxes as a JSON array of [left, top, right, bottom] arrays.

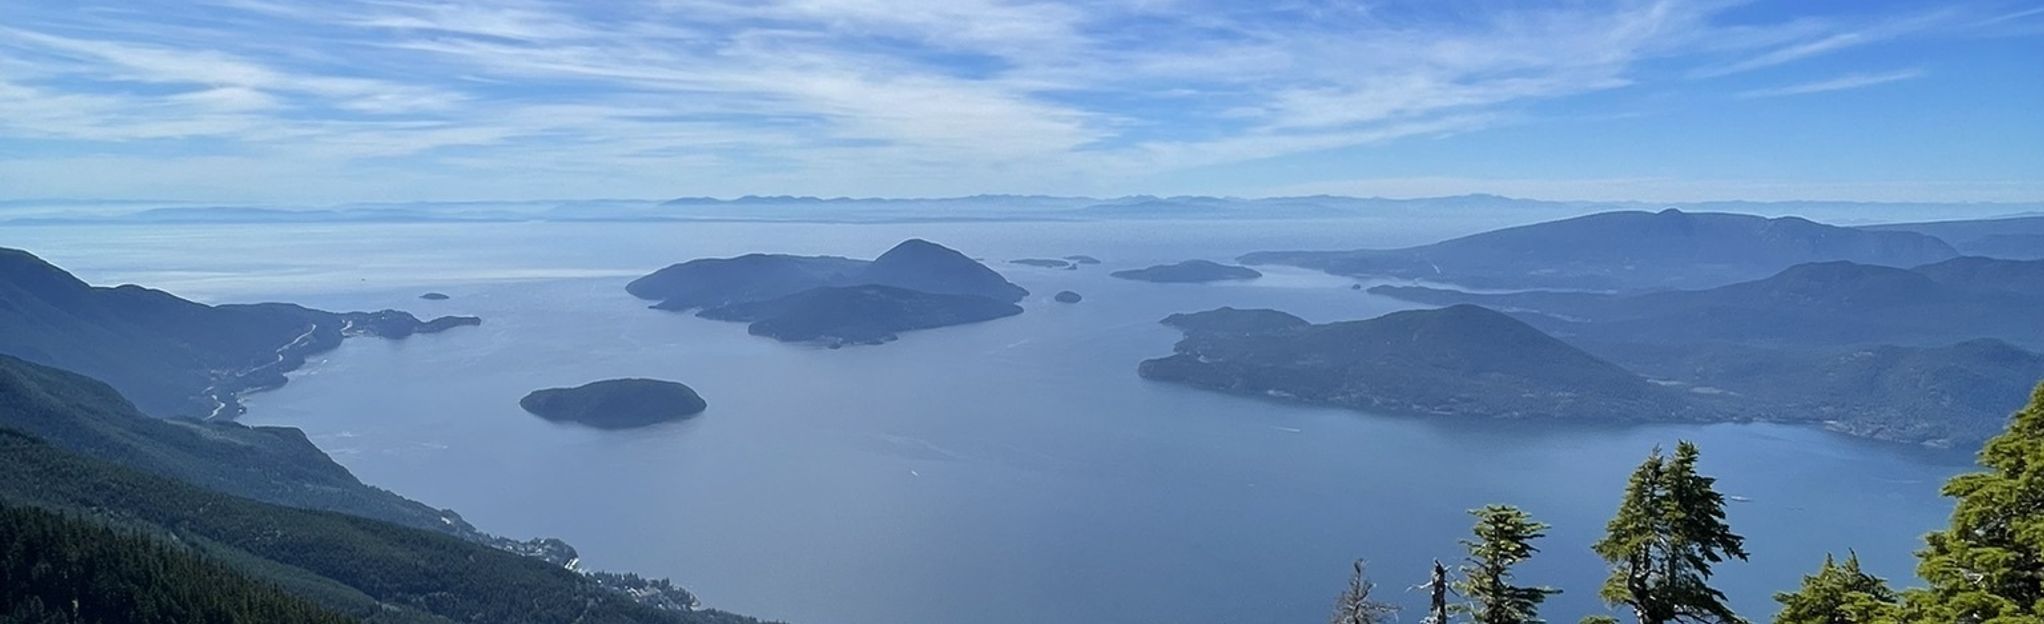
[[519, 378, 707, 429], [419, 292, 451, 300], [1053, 290, 1083, 303]]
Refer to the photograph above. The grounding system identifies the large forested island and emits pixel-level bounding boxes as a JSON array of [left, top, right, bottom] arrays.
[[1142, 287, 2044, 447], [1110, 259, 1261, 283], [699, 285, 1023, 346], [521, 379, 709, 429], [1140, 305, 1705, 421], [628, 239, 1030, 346]]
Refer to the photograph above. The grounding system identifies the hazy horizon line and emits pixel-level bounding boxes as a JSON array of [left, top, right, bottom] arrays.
[[5, 192, 2042, 209]]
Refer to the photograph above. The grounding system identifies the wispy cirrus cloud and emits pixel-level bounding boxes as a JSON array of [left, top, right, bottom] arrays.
[[1736, 68, 1926, 99], [0, 0, 2035, 201], [1691, 5, 2029, 78]]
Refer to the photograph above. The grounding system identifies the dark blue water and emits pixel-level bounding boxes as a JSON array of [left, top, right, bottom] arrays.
[[11, 220, 1970, 624]]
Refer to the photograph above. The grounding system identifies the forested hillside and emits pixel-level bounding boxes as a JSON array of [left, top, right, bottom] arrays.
[[0, 428, 768, 624], [0, 503, 356, 624]]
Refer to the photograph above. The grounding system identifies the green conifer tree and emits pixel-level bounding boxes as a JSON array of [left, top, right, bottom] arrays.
[[1455, 505, 1561, 624], [1772, 552, 1900, 624], [1593, 442, 1749, 624], [1904, 383, 2044, 624]]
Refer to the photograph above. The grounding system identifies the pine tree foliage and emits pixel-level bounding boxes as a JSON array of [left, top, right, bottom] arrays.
[[1593, 442, 1749, 624], [1455, 505, 1561, 624], [1904, 383, 2044, 624], [1329, 559, 1399, 624], [0, 502, 355, 624], [1772, 553, 1900, 624]]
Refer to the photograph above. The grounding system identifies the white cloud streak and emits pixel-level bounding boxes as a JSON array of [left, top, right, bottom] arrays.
[[0, 0, 2029, 200], [1736, 68, 1926, 99]]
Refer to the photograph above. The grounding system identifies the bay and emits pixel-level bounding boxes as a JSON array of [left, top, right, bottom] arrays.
[[8, 220, 1968, 624]]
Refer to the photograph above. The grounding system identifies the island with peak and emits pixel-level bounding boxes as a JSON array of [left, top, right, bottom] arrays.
[[1111, 259, 1261, 283], [419, 292, 450, 300], [520, 378, 708, 429], [1140, 304, 1702, 422], [628, 239, 1031, 346]]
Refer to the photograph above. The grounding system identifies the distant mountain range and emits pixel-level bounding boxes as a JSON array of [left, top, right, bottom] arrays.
[[629, 239, 1029, 346], [1368, 257, 2044, 350], [1243, 209, 1962, 290], [0, 247, 480, 419], [1865, 215, 2044, 260]]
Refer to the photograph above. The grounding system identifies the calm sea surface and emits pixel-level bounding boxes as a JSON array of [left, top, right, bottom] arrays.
[[10, 220, 1970, 624]]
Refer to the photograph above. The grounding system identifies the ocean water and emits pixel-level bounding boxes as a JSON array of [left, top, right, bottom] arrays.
[[10, 220, 1970, 624]]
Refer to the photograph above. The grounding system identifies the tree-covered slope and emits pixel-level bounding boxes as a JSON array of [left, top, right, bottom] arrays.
[[1364, 258, 2044, 446], [1140, 305, 1704, 421], [0, 502, 357, 624], [627, 254, 870, 311], [1109, 260, 1262, 283], [628, 239, 1027, 313], [0, 429, 769, 624], [1908, 255, 2044, 297], [0, 353, 472, 538], [1601, 339, 2044, 447], [698, 284, 1022, 346], [520, 378, 708, 429], [0, 247, 479, 419]]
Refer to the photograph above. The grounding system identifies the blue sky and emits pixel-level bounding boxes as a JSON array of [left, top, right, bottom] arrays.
[[1, 0, 2039, 202]]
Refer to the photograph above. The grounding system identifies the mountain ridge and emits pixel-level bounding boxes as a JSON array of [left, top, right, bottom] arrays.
[[1241, 209, 1960, 290], [0, 247, 481, 419]]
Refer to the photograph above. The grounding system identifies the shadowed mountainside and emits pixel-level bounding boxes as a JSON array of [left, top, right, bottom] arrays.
[[0, 247, 479, 419]]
